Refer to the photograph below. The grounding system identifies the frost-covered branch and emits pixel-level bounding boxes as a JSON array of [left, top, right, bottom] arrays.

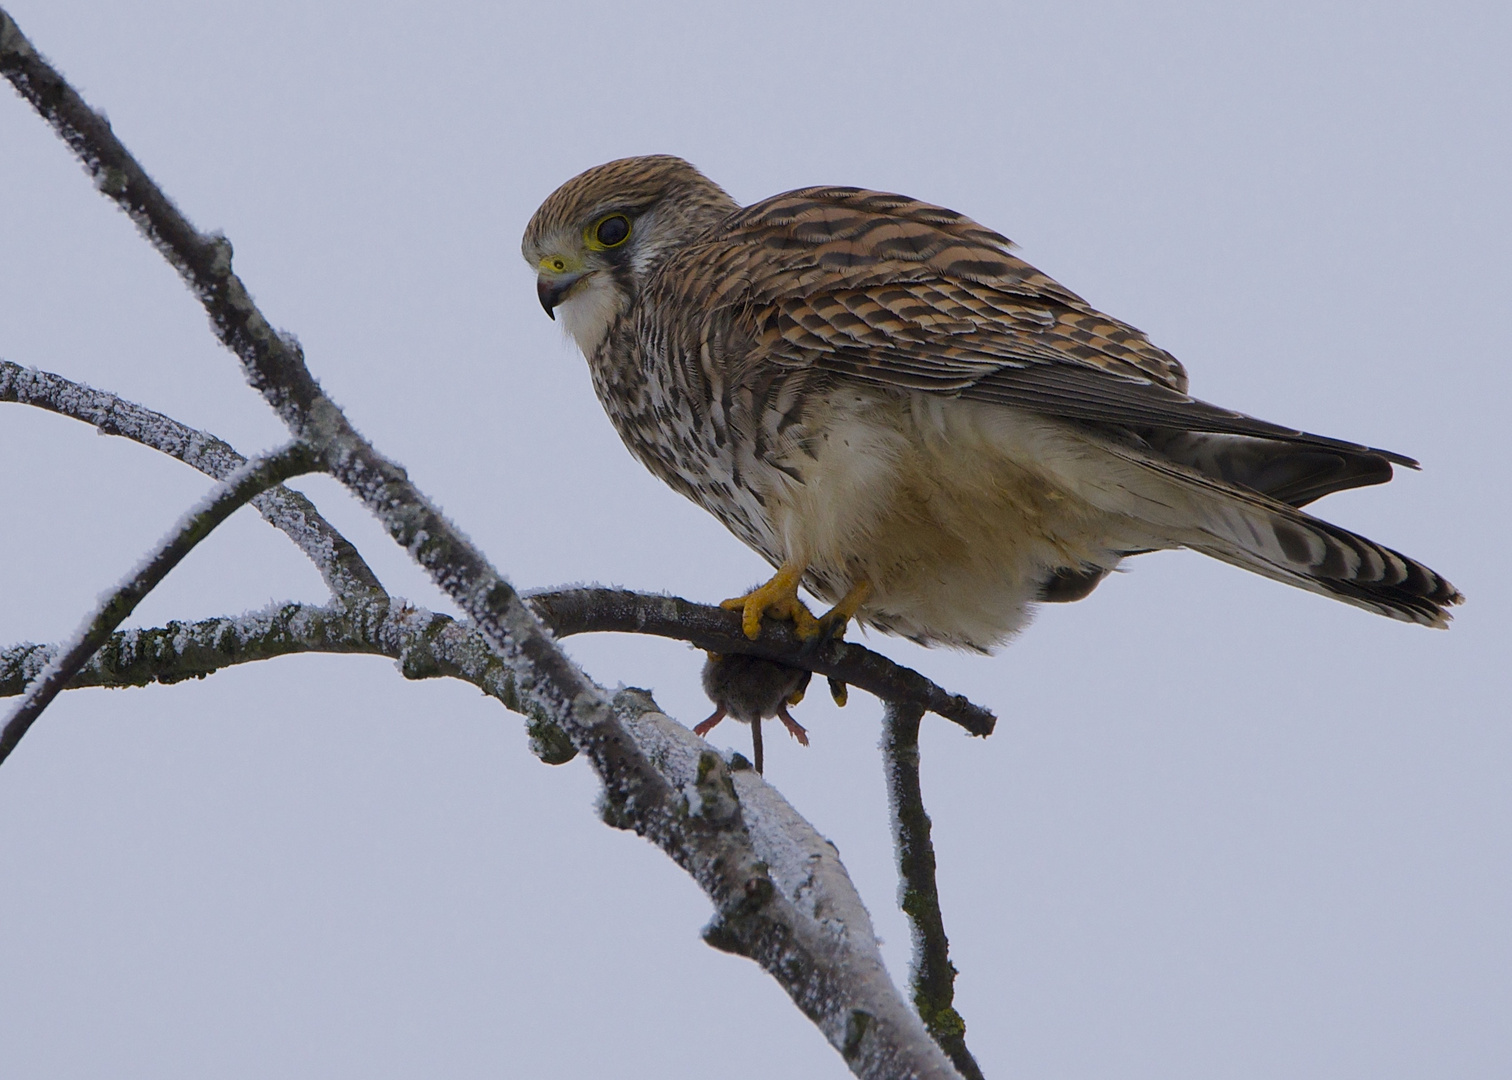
[[883, 702, 983, 1079], [0, 607, 958, 1078], [0, 605, 976, 1073], [613, 686, 960, 1078], [2, 4, 627, 763], [0, 367, 995, 759], [0, 359, 384, 604], [0, 441, 318, 763], [0, 10, 976, 1073], [0, 601, 578, 765]]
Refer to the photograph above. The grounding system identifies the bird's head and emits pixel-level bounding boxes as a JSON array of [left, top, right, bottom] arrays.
[[521, 155, 738, 356]]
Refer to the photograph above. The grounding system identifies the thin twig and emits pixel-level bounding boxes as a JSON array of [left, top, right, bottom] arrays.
[[882, 701, 983, 1080], [0, 359, 384, 604], [0, 442, 317, 763], [0, 363, 567, 759]]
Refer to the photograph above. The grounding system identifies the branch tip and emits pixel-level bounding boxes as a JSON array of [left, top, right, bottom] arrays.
[[0, 443, 318, 763]]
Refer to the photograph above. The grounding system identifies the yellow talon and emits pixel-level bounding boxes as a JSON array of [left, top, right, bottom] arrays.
[[814, 580, 872, 641], [721, 569, 873, 643], [827, 677, 848, 707], [721, 563, 818, 640]]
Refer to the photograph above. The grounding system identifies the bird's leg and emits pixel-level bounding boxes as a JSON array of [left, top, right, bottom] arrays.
[[751, 715, 764, 774], [721, 562, 818, 640], [812, 579, 873, 643], [693, 706, 727, 738], [776, 702, 810, 746]]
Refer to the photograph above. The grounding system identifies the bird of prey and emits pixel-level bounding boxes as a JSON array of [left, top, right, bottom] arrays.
[[523, 155, 1461, 652]]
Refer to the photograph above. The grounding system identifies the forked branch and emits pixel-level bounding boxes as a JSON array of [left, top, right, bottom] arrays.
[[0, 359, 385, 603], [0, 9, 985, 1075], [2, 362, 996, 741], [0, 442, 317, 762]]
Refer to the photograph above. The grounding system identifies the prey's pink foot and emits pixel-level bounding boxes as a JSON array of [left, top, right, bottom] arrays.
[[776, 704, 810, 746], [693, 707, 726, 738]]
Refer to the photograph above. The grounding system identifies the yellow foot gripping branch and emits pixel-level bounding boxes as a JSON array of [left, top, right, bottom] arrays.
[[721, 567, 872, 644], [721, 563, 818, 640], [813, 579, 872, 642]]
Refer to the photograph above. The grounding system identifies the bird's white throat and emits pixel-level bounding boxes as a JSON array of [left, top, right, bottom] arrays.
[[558, 273, 625, 358]]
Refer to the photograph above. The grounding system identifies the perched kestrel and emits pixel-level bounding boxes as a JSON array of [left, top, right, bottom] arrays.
[[523, 156, 1461, 651]]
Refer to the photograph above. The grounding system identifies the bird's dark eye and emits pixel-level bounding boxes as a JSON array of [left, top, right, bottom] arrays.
[[594, 214, 631, 248]]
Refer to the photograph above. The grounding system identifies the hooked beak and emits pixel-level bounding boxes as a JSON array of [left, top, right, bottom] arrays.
[[537, 273, 584, 320]]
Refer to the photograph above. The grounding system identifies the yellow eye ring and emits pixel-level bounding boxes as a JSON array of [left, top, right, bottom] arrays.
[[588, 214, 631, 250]]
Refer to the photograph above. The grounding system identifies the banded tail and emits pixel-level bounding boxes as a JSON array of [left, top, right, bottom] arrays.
[[1092, 434, 1462, 627]]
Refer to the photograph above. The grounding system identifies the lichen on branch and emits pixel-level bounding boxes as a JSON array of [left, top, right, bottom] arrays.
[[0, 7, 988, 1074]]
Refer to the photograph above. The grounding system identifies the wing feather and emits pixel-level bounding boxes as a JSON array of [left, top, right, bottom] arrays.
[[652, 185, 1417, 467]]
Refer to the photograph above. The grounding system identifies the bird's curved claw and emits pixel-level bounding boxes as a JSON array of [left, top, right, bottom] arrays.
[[721, 570, 871, 647], [827, 677, 848, 707]]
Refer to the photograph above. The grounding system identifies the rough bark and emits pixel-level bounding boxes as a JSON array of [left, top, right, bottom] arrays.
[[0, 9, 993, 1074]]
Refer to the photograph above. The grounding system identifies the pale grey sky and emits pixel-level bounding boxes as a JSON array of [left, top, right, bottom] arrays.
[[2, 2, 1508, 1077]]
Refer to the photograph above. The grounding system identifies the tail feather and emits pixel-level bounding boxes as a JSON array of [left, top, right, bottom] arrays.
[[1141, 430, 1398, 508], [1089, 439, 1463, 627]]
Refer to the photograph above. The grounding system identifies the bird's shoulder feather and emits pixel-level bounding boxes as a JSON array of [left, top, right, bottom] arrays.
[[639, 186, 1415, 467], [645, 185, 1189, 393]]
